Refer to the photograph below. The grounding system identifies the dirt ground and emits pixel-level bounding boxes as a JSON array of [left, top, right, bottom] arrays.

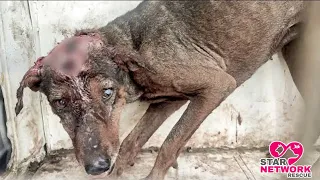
[[2, 147, 319, 180]]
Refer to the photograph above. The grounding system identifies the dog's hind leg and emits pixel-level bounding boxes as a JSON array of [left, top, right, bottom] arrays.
[[143, 69, 237, 180], [282, 37, 320, 152], [112, 100, 187, 176], [281, 26, 305, 97]]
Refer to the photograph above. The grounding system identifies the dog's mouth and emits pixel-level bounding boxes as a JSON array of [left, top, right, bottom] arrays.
[[109, 164, 115, 175], [89, 165, 114, 179], [90, 172, 109, 179], [108, 153, 117, 174]]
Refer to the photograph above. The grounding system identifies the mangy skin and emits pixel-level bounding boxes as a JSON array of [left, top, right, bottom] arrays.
[[15, 1, 308, 180]]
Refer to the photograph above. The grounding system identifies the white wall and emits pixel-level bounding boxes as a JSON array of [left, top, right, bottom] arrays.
[[0, 1, 305, 172], [0, 1, 46, 171]]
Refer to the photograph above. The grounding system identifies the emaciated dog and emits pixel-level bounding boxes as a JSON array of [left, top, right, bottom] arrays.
[[15, 1, 309, 179]]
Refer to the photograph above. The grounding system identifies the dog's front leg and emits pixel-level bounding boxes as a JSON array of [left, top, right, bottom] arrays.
[[111, 100, 187, 177], [142, 71, 236, 180]]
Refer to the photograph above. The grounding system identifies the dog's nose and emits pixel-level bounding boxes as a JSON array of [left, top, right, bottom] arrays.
[[85, 157, 111, 175]]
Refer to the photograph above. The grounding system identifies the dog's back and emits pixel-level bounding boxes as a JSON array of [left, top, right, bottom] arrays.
[[104, 1, 304, 86], [164, 1, 304, 83]]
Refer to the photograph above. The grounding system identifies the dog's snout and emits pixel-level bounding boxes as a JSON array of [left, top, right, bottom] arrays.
[[85, 157, 111, 175]]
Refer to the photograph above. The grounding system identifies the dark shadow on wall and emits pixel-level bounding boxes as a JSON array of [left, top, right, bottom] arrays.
[[0, 87, 11, 174]]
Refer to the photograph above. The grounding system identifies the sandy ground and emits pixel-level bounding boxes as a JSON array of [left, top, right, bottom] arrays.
[[2, 148, 320, 180]]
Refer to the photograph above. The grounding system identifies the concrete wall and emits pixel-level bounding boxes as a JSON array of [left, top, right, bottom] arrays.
[[0, 1, 305, 171]]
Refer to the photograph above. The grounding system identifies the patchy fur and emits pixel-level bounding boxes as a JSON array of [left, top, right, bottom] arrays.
[[15, 1, 309, 179]]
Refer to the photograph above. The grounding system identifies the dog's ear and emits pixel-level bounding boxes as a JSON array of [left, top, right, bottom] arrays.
[[15, 57, 45, 115], [109, 46, 144, 103], [108, 46, 142, 73]]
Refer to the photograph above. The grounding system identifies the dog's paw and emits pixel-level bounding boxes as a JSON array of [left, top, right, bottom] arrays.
[[106, 173, 121, 180], [110, 157, 134, 177], [140, 173, 165, 180], [172, 160, 178, 169], [109, 165, 124, 177], [139, 177, 151, 180], [140, 176, 160, 180]]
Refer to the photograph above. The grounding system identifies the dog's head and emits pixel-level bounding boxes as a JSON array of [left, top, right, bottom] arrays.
[[15, 30, 142, 176]]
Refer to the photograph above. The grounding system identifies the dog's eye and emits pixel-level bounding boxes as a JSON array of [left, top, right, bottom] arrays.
[[54, 99, 67, 108], [103, 88, 113, 99]]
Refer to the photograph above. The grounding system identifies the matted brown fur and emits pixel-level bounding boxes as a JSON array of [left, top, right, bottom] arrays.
[[15, 1, 310, 179]]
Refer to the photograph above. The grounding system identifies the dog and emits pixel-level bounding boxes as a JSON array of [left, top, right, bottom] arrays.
[[15, 1, 309, 179]]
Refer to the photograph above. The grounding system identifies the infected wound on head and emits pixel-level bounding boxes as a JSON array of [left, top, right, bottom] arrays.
[[15, 32, 104, 116]]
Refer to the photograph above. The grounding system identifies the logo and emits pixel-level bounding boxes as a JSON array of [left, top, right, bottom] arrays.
[[260, 141, 312, 178]]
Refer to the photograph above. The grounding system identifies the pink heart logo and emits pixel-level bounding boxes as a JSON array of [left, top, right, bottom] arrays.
[[269, 141, 304, 165]]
